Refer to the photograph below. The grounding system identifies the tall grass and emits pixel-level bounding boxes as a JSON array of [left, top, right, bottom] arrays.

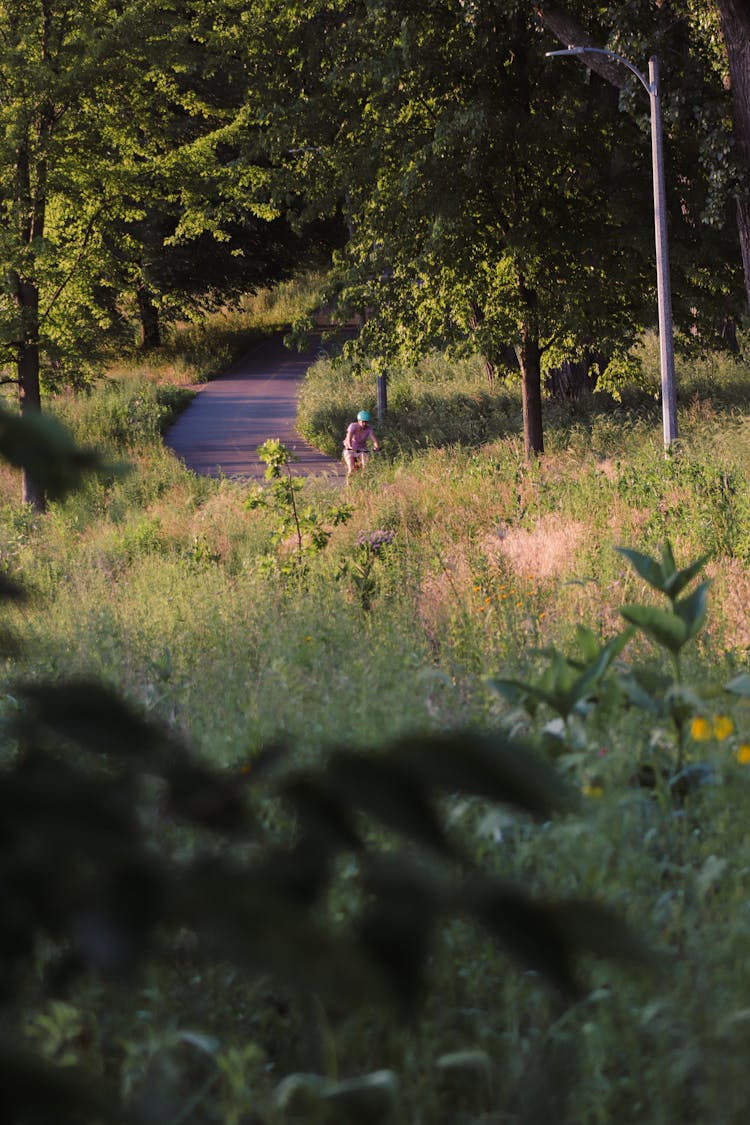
[[4, 310, 750, 1122]]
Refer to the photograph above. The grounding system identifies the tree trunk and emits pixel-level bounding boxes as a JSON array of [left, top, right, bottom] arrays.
[[716, 0, 750, 314], [533, 4, 628, 89], [469, 305, 496, 386], [13, 132, 48, 510], [516, 326, 544, 459], [17, 279, 45, 511], [480, 355, 496, 387], [545, 350, 606, 400], [136, 281, 162, 350]]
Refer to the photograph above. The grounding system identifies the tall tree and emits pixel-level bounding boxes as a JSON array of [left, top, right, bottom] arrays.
[[709, 0, 750, 315], [0, 0, 314, 507], [535, 0, 750, 316], [0, 1, 175, 506], [263, 0, 659, 457]]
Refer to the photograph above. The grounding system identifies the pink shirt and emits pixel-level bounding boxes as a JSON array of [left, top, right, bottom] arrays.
[[345, 421, 376, 451]]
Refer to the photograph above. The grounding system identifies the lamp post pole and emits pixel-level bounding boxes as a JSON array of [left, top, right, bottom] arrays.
[[546, 47, 678, 450]]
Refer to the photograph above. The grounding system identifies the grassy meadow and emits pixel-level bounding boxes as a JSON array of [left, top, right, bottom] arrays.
[[3, 304, 750, 1123]]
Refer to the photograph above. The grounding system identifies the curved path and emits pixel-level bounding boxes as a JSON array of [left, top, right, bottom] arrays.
[[164, 332, 344, 480]]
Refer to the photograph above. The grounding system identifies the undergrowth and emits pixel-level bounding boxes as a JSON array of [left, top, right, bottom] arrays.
[[2, 316, 750, 1122]]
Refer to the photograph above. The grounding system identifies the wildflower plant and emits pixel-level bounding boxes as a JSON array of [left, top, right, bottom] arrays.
[[344, 528, 396, 611], [616, 542, 711, 773], [489, 543, 748, 794], [245, 439, 352, 578], [487, 624, 633, 756]]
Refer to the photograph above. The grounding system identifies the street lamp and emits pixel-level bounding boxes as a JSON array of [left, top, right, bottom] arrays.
[[546, 47, 678, 450]]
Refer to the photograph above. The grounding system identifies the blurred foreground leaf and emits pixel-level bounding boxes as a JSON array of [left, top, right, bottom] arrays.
[[0, 405, 126, 500]]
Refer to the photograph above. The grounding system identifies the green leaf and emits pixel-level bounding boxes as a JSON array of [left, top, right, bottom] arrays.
[[463, 880, 582, 996], [619, 604, 688, 655], [726, 673, 750, 698], [567, 628, 634, 706], [616, 546, 667, 592], [549, 899, 660, 966], [325, 751, 452, 855], [357, 857, 440, 1014], [485, 676, 542, 716], [464, 880, 657, 997], [617, 544, 709, 603], [389, 731, 576, 818], [574, 624, 602, 663], [618, 674, 664, 715], [0, 570, 26, 603], [662, 555, 710, 600], [0, 406, 125, 501], [322, 1070, 401, 1124], [673, 580, 711, 640], [660, 541, 678, 581], [16, 679, 176, 764], [280, 773, 364, 852]]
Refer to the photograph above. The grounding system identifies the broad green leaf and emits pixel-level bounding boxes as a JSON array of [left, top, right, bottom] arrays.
[[325, 751, 452, 855], [485, 677, 534, 708], [435, 1050, 492, 1077], [673, 580, 711, 639], [17, 679, 172, 761], [569, 628, 634, 702], [357, 857, 441, 1013], [616, 547, 667, 592], [392, 731, 575, 818], [619, 674, 665, 715], [660, 541, 678, 580], [618, 544, 709, 602], [549, 900, 659, 966], [662, 555, 710, 600], [463, 879, 581, 996], [726, 673, 750, 697], [280, 773, 363, 852], [574, 624, 602, 663], [619, 604, 688, 654], [0, 407, 123, 501], [272, 1074, 332, 1116], [323, 1070, 401, 1124]]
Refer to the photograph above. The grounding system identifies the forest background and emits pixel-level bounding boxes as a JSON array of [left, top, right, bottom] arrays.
[[3, 2, 750, 1123]]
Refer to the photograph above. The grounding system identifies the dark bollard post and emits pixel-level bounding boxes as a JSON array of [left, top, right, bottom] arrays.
[[377, 371, 388, 422]]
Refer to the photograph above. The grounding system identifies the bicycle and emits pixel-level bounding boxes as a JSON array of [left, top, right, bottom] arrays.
[[343, 446, 380, 476]]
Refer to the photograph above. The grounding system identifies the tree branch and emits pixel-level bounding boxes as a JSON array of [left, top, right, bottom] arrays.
[[38, 206, 103, 327], [533, 3, 629, 90]]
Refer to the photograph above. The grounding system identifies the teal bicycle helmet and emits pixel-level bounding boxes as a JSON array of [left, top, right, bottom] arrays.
[[356, 410, 371, 422]]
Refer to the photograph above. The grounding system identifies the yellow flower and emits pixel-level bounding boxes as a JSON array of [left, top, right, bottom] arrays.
[[582, 784, 604, 799], [736, 744, 750, 765], [690, 716, 712, 741], [713, 714, 735, 741]]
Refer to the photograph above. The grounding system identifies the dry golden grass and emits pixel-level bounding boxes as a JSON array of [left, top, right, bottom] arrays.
[[481, 514, 588, 581], [705, 558, 750, 655]]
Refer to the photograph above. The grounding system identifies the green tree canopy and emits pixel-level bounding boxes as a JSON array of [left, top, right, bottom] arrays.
[[0, 0, 323, 506], [254, 0, 745, 455]]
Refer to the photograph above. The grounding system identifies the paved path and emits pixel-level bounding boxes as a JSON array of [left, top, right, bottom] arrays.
[[164, 332, 344, 480]]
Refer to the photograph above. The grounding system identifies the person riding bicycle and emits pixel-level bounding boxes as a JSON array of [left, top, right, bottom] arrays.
[[343, 410, 380, 479]]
